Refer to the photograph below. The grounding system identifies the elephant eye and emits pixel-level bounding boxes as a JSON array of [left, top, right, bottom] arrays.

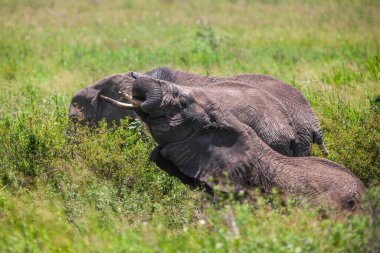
[[134, 94, 146, 101]]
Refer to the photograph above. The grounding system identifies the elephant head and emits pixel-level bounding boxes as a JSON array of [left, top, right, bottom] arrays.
[[101, 74, 364, 210], [68, 73, 138, 127]]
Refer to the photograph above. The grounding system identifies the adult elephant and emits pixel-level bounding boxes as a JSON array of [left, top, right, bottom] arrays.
[[147, 67, 327, 157], [100, 75, 364, 210], [69, 67, 328, 156]]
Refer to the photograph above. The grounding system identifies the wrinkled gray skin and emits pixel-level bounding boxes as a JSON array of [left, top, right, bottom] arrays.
[[127, 75, 364, 210], [146, 67, 326, 157], [69, 67, 327, 157]]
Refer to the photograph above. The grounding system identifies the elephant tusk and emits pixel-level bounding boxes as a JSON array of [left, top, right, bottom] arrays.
[[119, 91, 142, 107], [100, 95, 138, 109]]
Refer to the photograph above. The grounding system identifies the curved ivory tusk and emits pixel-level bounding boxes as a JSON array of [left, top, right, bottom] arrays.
[[100, 95, 138, 109], [119, 92, 142, 107]]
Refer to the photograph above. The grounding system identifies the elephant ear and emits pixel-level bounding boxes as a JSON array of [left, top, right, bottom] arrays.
[[160, 117, 256, 192]]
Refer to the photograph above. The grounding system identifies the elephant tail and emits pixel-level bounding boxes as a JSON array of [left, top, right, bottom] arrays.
[[313, 130, 329, 156], [318, 143, 329, 157]]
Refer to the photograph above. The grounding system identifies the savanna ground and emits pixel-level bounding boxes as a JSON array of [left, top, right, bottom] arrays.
[[0, 0, 380, 252]]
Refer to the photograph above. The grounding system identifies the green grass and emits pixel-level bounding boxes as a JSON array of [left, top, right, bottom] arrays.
[[0, 0, 379, 252]]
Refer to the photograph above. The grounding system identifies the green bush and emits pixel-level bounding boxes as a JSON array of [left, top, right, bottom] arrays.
[[316, 97, 380, 185]]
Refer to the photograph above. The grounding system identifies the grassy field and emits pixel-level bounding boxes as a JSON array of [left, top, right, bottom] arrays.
[[1, 0, 380, 252]]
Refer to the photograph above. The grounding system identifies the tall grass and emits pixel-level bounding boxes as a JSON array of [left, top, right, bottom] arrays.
[[0, 0, 379, 252]]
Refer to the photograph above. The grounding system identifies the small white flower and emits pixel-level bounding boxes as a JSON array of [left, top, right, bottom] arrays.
[[215, 242, 223, 249], [199, 219, 206, 226]]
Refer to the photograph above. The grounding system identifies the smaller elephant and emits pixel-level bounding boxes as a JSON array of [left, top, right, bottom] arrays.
[[101, 75, 364, 210]]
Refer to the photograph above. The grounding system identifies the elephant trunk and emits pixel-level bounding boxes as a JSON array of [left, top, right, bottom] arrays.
[[132, 77, 163, 113]]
